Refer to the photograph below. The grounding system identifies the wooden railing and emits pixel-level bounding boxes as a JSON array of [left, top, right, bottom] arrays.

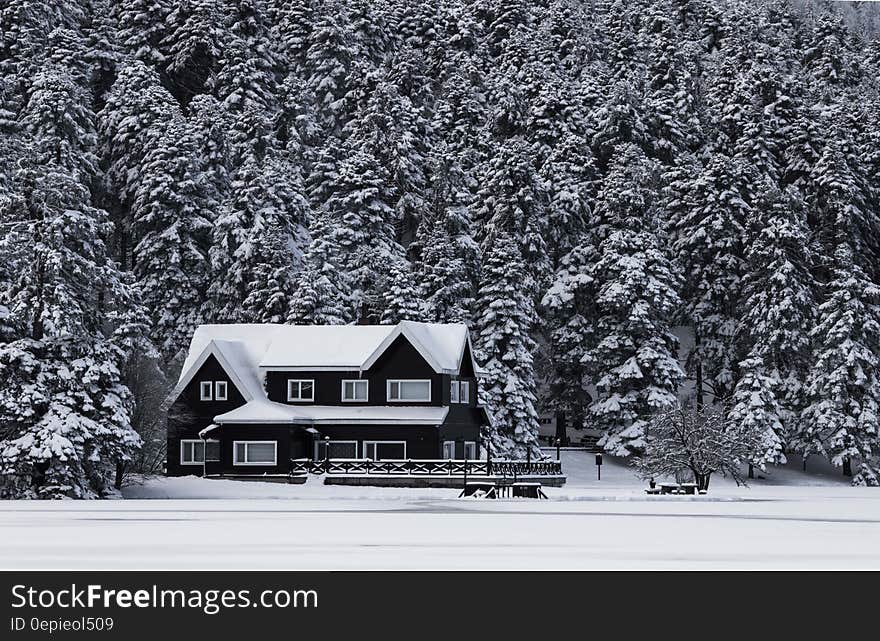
[[290, 458, 563, 477]]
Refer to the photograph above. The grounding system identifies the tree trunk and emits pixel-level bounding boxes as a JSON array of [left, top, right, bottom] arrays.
[[693, 471, 711, 492], [843, 458, 852, 477], [114, 461, 125, 490], [748, 463, 754, 479], [694, 330, 704, 410]]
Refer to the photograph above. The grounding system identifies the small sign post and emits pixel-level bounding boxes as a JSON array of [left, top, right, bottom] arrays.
[[595, 453, 603, 481]]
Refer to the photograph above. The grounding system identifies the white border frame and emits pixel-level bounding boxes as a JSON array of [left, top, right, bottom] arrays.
[[199, 381, 213, 401], [464, 441, 477, 460], [386, 379, 432, 403], [180, 439, 205, 465], [442, 440, 455, 460], [341, 379, 369, 402], [314, 439, 358, 460], [450, 379, 459, 403], [363, 440, 407, 461], [287, 379, 315, 403], [215, 381, 228, 401], [233, 440, 278, 466]]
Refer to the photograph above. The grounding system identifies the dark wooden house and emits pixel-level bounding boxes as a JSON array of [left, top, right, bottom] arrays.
[[165, 322, 491, 478]]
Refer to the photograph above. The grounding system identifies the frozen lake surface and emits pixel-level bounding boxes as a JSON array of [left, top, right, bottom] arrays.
[[1, 452, 877, 569]]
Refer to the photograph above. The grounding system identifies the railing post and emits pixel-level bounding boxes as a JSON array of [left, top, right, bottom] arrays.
[[464, 458, 468, 487]]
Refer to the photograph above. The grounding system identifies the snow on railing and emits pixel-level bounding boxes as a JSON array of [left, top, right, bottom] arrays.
[[290, 458, 563, 477]]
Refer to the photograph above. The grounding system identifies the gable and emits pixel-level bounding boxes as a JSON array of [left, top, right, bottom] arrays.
[[367, 334, 437, 378]]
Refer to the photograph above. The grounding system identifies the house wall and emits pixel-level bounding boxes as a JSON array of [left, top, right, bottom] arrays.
[[264, 335, 454, 407], [166, 354, 246, 477]]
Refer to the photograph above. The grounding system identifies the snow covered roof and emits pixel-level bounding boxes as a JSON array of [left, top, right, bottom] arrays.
[[214, 400, 450, 426], [169, 321, 483, 408]]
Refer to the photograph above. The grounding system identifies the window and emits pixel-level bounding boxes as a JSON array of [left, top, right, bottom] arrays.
[[442, 441, 455, 460], [464, 441, 477, 460], [450, 380, 459, 403], [314, 440, 358, 460], [387, 380, 431, 402], [205, 440, 220, 462], [342, 379, 369, 402], [199, 381, 213, 401], [180, 440, 205, 465], [233, 441, 277, 466], [459, 381, 470, 404], [215, 381, 228, 401], [287, 379, 314, 402], [364, 441, 406, 460]]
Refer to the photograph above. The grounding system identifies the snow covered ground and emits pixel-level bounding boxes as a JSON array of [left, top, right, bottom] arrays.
[[1, 451, 878, 570]]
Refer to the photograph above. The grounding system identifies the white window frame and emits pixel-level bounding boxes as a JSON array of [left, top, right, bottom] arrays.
[[386, 379, 432, 402], [314, 440, 359, 460], [233, 440, 277, 466], [341, 379, 369, 402], [180, 439, 205, 465], [215, 381, 228, 401], [199, 381, 213, 401], [442, 440, 455, 460], [363, 440, 407, 461], [204, 439, 220, 462], [464, 441, 477, 460], [287, 379, 315, 402], [459, 380, 470, 404], [450, 380, 459, 403]]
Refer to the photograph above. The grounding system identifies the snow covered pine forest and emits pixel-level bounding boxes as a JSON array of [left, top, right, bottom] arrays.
[[0, 0, 879, 498]]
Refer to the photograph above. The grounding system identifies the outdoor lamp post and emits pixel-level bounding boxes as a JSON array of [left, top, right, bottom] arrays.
[[555, 437, 561, 461]]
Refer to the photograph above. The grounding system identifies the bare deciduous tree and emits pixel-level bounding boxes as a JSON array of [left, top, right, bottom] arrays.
[[633, 404, 759, 492]]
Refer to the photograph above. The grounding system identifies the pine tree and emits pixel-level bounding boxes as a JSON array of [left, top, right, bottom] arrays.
[[475, 232, 541, 459], [584, 149, 684, 456], [319, 140, 403, 322], [0, 65, 140, 497], [380, 260, 426, 324], [114, 0, 171, 67], [162, 0, 226, 104], [672, 154, 752, 404], [288, 212, 352, 325], [801, 244, 880, 485], [729, 185, 816, 466], [209, 152, 310, 323], [416, 148, 479, 323], [130, 117, 213, 361]]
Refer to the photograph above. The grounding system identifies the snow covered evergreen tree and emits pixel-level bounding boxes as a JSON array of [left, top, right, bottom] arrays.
[[801, 244, 880, 485], [209, 152, 309, 323], [288, 212, 352, 326], [729, 185, 816, 466], [130, 116, 213, 361], [475, 233, 541, 459]]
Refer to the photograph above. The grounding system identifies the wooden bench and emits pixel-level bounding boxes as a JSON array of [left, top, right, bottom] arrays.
[[459, 482, 498, 499], [511, 482, 548, 499]]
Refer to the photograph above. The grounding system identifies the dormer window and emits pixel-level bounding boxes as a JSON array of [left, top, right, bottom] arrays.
[[387, 379, 431, 402], [199, 381, 213, 401], [342, 379, 369, 402], [215, 381, 228, 401], [287, 379, 314, 402]]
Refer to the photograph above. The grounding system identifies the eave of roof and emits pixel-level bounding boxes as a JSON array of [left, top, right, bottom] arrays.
[[213, 400, 450, 426]]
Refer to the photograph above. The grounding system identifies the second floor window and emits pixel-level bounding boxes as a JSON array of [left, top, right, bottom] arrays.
[[387, 379, 431, 402], [199, 381, 213, 401], [450, 379, 470, 404], [215, 381, 228, 401], [342, 379, 369, 402], [287, 379, 314, 402]]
